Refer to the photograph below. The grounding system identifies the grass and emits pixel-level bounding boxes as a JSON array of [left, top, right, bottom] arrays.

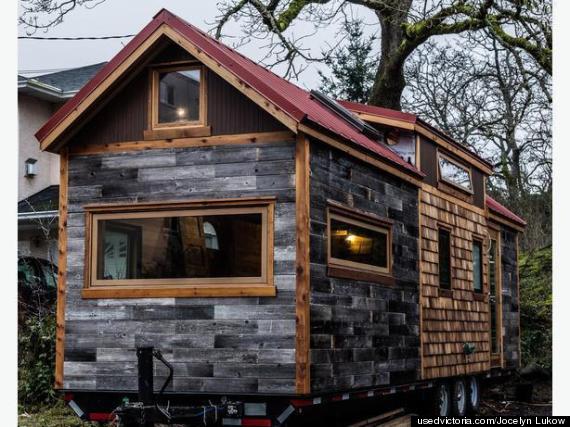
[[18, 400, 98, 427]]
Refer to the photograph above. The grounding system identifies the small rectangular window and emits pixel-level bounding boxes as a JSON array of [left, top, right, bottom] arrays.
[[83, 199, 275, 298], [152, 65, 205, 128], [438, 153, 473, 192], [327, 209, 391, 275], [438, 228, 451, 289], [472, 240, 483, 293]]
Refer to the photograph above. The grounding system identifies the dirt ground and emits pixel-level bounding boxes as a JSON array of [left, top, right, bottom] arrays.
[[479, 378, 552, 416]]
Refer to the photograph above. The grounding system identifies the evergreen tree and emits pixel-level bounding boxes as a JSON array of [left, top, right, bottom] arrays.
[[318, 20, 377, 104]]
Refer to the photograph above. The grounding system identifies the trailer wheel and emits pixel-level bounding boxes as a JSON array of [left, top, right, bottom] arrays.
[[451, 378, 467, 417], [432, 382, 452, 417], [467, 376, 481, 414]]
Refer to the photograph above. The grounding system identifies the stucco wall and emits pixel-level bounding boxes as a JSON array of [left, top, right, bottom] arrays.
[[18, 93, 60, 201]]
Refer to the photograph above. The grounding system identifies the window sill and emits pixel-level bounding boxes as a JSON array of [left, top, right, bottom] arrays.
[[144, 125, 212, 141], [437, 181, 474, 203], [439, 288, 453, 298], [81, 284, 276, 299], [472, 292, 486, 302], [327, 265, 395, 286]]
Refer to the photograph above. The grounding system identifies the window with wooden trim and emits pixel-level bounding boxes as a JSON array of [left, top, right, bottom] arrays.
[[438, 152, 473, 193], [82, 199, 275, 298], [327, 207, 392, 278], [438, 228, 452, 289], [472, 239, 483, 293], [151, 64, 206, 129]]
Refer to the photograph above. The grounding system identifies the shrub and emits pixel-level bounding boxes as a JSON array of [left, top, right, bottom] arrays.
[[18, 312, 56, 408], [519, 246, 552, 370]]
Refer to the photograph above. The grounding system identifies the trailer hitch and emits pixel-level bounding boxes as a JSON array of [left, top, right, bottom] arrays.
[[115, 346, 223, 426]]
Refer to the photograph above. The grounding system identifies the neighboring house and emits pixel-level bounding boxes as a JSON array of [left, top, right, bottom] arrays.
[[18, 63, 106, 263], [34, 9, 526, 423]]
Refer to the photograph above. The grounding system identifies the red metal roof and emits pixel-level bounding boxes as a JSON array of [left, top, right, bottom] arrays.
[[35, 9, 422, 178], [486, 196, 526, 227]]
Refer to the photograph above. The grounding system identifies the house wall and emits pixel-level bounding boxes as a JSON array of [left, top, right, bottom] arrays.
[[308, 140, 421, 393], [419, 185, 490, 379], [18, 93, 60, 200], [500, 225, 520, 369], [63, 140, 298, 394]]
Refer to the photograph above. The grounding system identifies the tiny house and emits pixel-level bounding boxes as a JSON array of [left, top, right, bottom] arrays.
[[35, 9, 526, 425]]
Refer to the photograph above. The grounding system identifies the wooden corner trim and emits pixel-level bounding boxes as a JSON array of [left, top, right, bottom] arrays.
[[295, 132, 311, 394], [54, 148, 69, 389]]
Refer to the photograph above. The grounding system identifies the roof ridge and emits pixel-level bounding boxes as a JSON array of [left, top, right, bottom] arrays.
[[35, 8, 423, 178]]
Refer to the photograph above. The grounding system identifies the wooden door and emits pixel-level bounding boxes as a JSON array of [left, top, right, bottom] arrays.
[[488, 228, 503, 367]]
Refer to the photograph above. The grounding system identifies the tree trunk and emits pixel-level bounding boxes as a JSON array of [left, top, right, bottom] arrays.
[[368, 3, 413, 110]]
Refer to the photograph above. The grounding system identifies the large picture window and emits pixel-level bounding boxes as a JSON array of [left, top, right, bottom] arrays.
[[327, 206, 392, 278], [83, 199, 274, 298], [150, 64, 206, 130], [438, 152, 473, 193]]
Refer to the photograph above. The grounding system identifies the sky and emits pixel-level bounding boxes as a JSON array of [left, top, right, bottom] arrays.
[[18, 0, 377, 89]]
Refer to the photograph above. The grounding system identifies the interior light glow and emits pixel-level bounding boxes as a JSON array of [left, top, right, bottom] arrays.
[[176, 108, 187, 119]]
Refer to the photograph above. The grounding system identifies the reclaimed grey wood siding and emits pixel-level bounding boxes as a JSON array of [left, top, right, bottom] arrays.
[[501, 226, 520, 369], [63, 141, 297, 394], [308, 140, 421, 392]]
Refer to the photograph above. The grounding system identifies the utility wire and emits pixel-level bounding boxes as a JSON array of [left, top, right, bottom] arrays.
[[19, 34, 135, 40]]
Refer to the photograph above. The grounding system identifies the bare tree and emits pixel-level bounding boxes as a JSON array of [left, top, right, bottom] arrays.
[[18, 1, 551, 110], [403, 34, 551, 248], [214, 0, 551, 109], [19, 0, 106, 33]]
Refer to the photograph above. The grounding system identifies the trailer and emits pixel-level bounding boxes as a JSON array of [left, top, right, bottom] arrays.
[[35, 9, 526, 426]]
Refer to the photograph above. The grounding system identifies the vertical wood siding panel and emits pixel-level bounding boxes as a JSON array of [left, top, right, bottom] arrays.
[[69, 43, 286, 150]]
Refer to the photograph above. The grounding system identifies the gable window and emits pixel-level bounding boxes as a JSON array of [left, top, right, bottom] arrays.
[[327, 206, 392, 280], [148, 64, 209, 138], [472, 239, 483, 293], [438, 152, 473, 193], [83, 199, 275, 298], [438, 228, 451, 290]]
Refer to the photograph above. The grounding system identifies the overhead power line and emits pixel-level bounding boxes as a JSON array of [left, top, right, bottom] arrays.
[[19, 34, 135, 40]]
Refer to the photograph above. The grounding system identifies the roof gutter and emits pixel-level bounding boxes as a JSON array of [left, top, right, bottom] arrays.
[[19, 79, 79, 101], [18, 210, 59, 221]]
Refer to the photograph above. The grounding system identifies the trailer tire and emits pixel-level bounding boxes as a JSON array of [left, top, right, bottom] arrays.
[[431, 382, 452, 417], [467, 376, 481, 414], [451, 378, 467, 417]]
